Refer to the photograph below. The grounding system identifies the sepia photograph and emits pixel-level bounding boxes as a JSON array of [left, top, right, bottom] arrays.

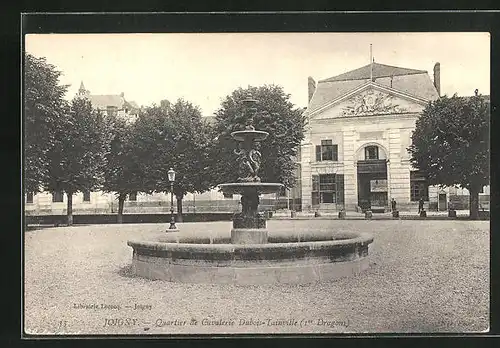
[[23, 30, 490, 336]]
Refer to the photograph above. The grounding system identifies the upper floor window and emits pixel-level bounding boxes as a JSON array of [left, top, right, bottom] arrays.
[[315, 140, 338, 161], [365, 146, 379, 160], [52, 191, 64, 203], [83, 190, 91, 202], [26, 192, 34, 204]]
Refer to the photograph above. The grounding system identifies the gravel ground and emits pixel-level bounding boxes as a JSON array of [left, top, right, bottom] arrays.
[[23, 220, 489, 335]]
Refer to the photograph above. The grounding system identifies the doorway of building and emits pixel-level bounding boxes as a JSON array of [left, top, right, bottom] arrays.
[[357, 159, 388, 212], [438, 193, 447, 211]]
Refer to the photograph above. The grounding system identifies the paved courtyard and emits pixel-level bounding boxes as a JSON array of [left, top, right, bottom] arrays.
[[24, 220, 489, 335]]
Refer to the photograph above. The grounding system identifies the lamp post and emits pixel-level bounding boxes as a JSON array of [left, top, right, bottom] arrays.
[[167, 168, 178, 231]]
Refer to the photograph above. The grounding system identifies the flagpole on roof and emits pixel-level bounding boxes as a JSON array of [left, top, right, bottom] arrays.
[[369, 44, 373, 81]]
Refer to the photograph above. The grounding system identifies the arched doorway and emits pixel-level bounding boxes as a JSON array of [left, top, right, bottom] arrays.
[[356, 143, 388, 212]]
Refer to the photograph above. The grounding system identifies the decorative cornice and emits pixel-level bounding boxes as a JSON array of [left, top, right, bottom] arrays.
[[313, 112, 421, 123], [309, 81, 429, 117]]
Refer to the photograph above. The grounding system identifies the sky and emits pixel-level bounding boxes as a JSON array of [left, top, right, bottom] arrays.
[[25, 33, 490, 116]]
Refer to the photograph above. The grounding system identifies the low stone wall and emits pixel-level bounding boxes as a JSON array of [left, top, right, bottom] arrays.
[[24, 213, 233, 225], [449, 195, 490, 210], [24, 198, 283, 216]]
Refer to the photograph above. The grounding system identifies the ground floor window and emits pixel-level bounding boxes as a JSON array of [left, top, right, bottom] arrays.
[[26, 192, 34, 203], [311, 174, 344, 206], [52, 191, 64, 202], [83, 190, 91, 202], [410, 171, 429, 201], [129, 191, 137, 201]]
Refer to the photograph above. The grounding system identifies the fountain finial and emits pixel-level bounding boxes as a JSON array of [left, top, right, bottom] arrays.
[[242, 93, 258, 130]]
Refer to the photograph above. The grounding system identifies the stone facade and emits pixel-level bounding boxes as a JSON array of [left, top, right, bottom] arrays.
[[300, 62, 489, 212]]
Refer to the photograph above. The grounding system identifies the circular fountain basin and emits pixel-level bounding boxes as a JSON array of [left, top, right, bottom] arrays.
[[218, 182, 283, 195], [127, 231, 374, 285]]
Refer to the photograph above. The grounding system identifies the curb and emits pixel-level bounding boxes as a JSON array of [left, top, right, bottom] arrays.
[[270, 216, 485, 221]]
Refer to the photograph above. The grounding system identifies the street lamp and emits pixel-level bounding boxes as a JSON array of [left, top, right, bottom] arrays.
[[167, 168, 178, 231]]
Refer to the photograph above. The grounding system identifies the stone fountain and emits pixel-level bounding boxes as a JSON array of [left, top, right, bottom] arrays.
[[218, 94, 283, 245], [127, 94, 374, 285]]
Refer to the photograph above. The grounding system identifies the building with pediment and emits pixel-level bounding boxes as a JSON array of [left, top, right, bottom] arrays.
[[300, 61, 489, 213]]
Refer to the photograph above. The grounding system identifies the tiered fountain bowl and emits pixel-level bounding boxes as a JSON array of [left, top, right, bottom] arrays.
[[127, 94, 374, 285]]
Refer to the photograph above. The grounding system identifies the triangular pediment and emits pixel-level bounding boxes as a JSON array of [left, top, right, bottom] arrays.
[[309, 82, 428, 119]]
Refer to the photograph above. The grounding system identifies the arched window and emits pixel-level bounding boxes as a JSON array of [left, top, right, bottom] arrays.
[[365, 145, 379, 160]]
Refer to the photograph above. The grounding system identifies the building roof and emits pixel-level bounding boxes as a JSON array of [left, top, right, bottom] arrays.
[[308, 62, 439, 113], [77, 81, 140, 112], [88, 95, 124, 110], [320, 62, 427, 82]]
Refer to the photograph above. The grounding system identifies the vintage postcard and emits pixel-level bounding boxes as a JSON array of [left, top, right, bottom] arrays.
[[22, 21, 490, 336]]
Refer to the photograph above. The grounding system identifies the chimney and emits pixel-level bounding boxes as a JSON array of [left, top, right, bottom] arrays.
[[308, 76, 316, 103], [433, 62, 441, 96]]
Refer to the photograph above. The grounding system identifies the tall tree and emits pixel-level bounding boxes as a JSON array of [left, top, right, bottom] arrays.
[[102, 115, 142, 223], [24, 54, 68, 194], [133, 99, 213, 221], [45, 97, 112, 225], [212, 85, 306, 188], [408, 93, 490, 220]]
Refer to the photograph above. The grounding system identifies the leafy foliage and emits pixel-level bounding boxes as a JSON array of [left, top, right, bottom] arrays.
[[44, 97, 112, 195], [24, 54, 69, 193], [408, 94, 489, 189], [212, 85, 306, 188], [102, 115, 142, 197], [408, 93, 490, 218], [133, 99, 213, 199]]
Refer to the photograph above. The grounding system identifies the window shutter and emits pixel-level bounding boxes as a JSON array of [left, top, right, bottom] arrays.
[[315, 145, 321, 161], [312, 175, 319, 192], [333, 145, 338, 161], [336, 174, 345, 203]]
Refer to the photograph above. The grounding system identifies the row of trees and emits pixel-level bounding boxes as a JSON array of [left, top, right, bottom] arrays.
[[24, 53, 307, 225], [25, 53, 489, 222]]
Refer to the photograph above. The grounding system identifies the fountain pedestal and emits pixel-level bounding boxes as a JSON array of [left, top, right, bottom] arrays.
[[231, 228, 268, 244], [219, 183, 282, 244], [231, 186, 267, 244]]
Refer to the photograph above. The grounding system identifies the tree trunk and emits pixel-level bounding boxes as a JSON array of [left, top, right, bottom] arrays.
[[469, 185, 480, 220], [176, 195, 184, 223], [67, 192, 73, 226], [117, 193, 126, 224]]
